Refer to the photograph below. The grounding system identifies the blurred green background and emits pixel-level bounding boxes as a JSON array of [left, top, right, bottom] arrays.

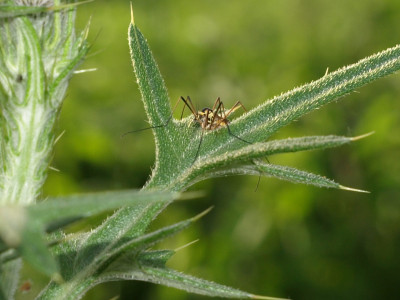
[[26, 0, 400, 299]]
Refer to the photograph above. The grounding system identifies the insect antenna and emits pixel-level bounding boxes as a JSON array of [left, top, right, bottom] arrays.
[[120, 116, 172, 137], [121, 97, 185, 137]]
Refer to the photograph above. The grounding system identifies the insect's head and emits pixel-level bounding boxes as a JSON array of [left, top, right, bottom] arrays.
[[201, 107, 212, 113]]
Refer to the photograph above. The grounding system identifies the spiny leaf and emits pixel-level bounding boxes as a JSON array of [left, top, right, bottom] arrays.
[[129, 14, 400, 192], [128, 21, 178, 172], [198, 45, 400, 159], [36, 208, 208, 299], [200, 160, 367, 192], [0, 1, 92, 19], [0, 190, 176, 281], [137, 250, 175, 268], [101, 247, 288, 300], [102, 207, 212, 265], [178, 134, 361, 188], [29, 189, 177, 228], [103, 260, 287, 300]]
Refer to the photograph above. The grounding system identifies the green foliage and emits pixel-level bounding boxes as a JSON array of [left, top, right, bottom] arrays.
[[0, 1, 399, 300], [128, 20, 399, 193]]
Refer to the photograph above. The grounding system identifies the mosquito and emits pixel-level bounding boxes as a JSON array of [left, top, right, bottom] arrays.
[[123, 96, 251, 163], [179, 96, 251, 162]]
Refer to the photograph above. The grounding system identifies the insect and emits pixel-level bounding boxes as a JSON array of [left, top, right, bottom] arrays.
[[123, 96, 251, 163], [179, 96, 251, 162]]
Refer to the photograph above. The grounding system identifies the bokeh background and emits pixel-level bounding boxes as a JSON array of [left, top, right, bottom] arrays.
[[25, 0, 400, 299]]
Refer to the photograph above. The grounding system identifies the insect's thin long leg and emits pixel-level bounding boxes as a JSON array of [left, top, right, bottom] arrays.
[[211, 97, 221, 112], [215, 101, 228, 122], [193, 128, 204, 164], [224, 101, 247, 119], [211, 100, 228, 129], [193, 107, 211, 163], [180, 102, 186, 120], [254, 174, 261, 192], [180, 96, 198, 120], [209, 100, 223, 129], [254, 157, 269, 192], [187, 96, 198, 114], [225, 122, 252, 144]]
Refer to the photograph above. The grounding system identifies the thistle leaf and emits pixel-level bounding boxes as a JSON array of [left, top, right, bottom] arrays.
[[128, 19, 400, 191], [29, 190, 177, 229], [101, 250, 287, 300]]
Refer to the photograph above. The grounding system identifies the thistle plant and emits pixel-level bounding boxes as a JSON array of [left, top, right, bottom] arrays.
[[0, 0, 90, 297], [0, 2, 399, 300]]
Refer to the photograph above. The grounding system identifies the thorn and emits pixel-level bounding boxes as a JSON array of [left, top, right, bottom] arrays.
[[48, 166, 60, 172], [177, 191, 207, 201], [191, 206, 214, 222], [54, 130, 65, 145], [51, 272, 64, 284], [324, 67, 329, 76], [351, 131, 375, 141], [130, 2, 135, 25], [83, 15, 92, 40], [174, 239, 199, 252], [74, 68, 97, 74], [339, 185, 370, 193]]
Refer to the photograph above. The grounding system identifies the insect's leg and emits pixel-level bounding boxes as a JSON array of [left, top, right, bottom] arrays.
[[225, 122, 252, 144], [204, 106, 212, 129], [187, 96, 198, 113], [211, 99, 226, 128], [180, 96, 198, 120], [209, 100, 223, 128], [180, 105, 186, 120], [212, 97, 221, 112], [193, 128, 204, 164], [224, 101, 247, 119], [254, 157, 269, 192], [254, 174, 261, 192]]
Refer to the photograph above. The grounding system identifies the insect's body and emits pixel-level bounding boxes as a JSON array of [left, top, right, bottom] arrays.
[[124, 96, 251, 163], [182, 96, 243, 131], [179, 96, 251, 162], [197, 107, 229, 130]]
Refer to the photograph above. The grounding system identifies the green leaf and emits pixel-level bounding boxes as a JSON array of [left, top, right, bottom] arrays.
[[181, 134, 363, 187], [128, 20, 180, 186], [128, 15, 400, 192], [101, 207, 212, 265], [101, 251, 286, 300], [0, 206, 59, 279], [137, 249, 175, 268], [18, 219, 60, 279], [0, 1, 92, 19], [136, 266, 285, 300], [202, 161, 367, 192], [37, 11, 399, 300], [36, 191, 177, 299], [36, 200, 195, 299], [0, 259, 21, 300], [0, 190, 176, 282], [29, 189, 177, 229], [70, 201, 174, 279]]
